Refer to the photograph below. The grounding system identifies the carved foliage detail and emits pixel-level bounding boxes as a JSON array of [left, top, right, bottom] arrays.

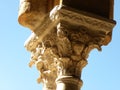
[[24, 19, 113, 90], [29, 43, 57, 89], [28, 21, 105, 81], [55, 58, 87, 77]]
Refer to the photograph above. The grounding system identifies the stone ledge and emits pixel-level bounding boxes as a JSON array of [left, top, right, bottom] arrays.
[[24, 5, 116, 52]]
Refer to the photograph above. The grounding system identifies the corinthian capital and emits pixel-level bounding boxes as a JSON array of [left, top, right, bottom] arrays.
[[21, 4, 115, 90]]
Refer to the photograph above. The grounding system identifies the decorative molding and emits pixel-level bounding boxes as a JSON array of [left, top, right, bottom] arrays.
[[50, 5, 115, 32], [56, 76, 83, 87], [25, 5, 115, 51]]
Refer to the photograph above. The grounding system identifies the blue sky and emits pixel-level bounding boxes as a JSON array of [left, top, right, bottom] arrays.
[[0, 0, 120, 90]]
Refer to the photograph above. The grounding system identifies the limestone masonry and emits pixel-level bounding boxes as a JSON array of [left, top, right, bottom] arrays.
[[18, 0, 116, 90]]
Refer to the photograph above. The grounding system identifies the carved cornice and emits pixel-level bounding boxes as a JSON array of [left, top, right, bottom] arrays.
[[25, 5, 115, 51], [50, 6, 115, 31]]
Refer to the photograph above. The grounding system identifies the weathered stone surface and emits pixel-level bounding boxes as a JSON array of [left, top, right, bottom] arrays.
[[25, 6, 115, 51], [18, 0, 115, 29], [18, 0, 61, 30], [18, 0, 47, 30], [23, 5, 115, 90], [18, 0, 116, 90]]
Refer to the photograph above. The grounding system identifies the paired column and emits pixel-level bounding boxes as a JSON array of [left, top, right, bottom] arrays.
[[19, 3, 116, 90]]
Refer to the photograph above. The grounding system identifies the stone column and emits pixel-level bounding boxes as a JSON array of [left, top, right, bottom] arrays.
[[18, 1, 116, 90]]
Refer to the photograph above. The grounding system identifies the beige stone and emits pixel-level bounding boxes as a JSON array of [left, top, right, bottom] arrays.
[[18, 1, 116, 90]]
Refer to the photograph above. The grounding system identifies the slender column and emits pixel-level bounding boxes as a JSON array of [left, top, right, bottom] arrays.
[[18, 2, 116, 90]]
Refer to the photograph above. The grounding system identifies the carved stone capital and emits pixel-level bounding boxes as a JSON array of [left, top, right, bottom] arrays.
[[23, 5, 115, 90]]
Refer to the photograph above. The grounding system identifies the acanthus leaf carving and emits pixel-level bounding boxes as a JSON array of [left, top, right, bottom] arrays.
[[23, 5, 115, 90]]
